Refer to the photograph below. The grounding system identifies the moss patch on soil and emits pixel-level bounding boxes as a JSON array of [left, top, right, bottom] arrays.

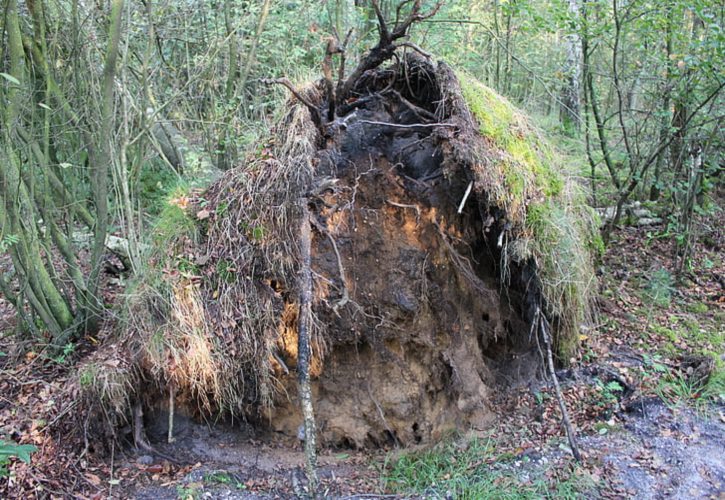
[[456, 71, 598, 357]]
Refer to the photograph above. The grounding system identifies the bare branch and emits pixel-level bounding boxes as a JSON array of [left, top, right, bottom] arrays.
[[396, 41, 432, 58], [338, 1, 442, 105], [261, 78, 321, 127], [395, 0, 416, 28], [391, 1, 442, 40], [370, 0, 391, 40]]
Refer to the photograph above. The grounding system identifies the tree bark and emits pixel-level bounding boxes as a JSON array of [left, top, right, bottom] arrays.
[[86, 0, 124, 332]]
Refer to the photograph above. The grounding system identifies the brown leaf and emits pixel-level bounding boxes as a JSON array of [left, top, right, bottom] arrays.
[[85, 473, 102, 486]]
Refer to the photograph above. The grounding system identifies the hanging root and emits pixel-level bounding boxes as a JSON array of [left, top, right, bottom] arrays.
[[168, 381, 176, 444], [133, 401, 181, 464]]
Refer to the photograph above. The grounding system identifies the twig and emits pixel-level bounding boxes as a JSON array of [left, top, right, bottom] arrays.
[[537, 308, 582, 462], [261, 78, 321, 127]]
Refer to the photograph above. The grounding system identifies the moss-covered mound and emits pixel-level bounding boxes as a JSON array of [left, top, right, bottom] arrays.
[[79, 55, 597, 448]]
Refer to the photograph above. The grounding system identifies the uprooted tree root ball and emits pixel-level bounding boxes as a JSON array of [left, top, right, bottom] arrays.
[[76, 54, 598, 450]]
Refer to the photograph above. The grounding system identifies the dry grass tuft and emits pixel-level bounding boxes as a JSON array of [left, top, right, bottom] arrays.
[[91, 84, 328, 421]]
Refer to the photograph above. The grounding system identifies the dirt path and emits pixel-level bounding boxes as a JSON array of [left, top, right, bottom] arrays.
[[122, 390, 724, 499], [583, 398, 724, 499]]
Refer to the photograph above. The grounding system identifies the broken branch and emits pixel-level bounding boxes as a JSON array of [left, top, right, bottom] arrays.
[[538, 308, 582, 462]]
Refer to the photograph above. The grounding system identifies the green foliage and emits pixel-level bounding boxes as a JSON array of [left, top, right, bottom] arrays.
[[51, 342, 76, 365], [204, 471, 246, 490], [139, 161, 181, 216], [0, 234, 20, 254], [176, 483, 200, 500], [0, 440, 37, 477], [655, 371, 717, 412], [643, 269, 675, 308], [150, 185, 199, 251], [383, 436, 592, 499], [595, 379, 624, 411]]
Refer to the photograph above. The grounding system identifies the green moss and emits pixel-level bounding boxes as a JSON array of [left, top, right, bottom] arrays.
[[457, 71, 564, 200], [526, 198, 596, 359], [78, 364, 97, 388], [456, 70, 597, 360], [686, 302, 709, 314]]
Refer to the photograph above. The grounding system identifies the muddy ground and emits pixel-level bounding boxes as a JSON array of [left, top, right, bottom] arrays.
[[122, 394, 724, 499]]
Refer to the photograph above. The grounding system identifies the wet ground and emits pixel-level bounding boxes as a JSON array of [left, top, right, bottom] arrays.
[[124, 395, 724, 499]]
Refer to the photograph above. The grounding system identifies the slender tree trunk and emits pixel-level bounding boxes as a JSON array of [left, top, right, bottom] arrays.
[[581, 3, 620, 191], [493, 0, 501, 89], [86, 0, 124, 333], [650, 10, 674, 201], [297, 203, 318, 493], [560, 0, 581, 131]]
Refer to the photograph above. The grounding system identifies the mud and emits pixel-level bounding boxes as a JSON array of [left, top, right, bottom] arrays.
[[586, 398, 725, 498]]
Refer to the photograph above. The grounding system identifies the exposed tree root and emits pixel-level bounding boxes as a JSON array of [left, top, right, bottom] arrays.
[[133, 402, 181, 464]]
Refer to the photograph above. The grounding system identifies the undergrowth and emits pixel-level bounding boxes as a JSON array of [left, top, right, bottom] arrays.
[[382, 436, 593, 499]]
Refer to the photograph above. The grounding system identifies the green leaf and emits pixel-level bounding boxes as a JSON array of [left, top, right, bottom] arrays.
[[0, 73, 21, 86], [0, 441, 38, 464], [38, 102, 52, 110]]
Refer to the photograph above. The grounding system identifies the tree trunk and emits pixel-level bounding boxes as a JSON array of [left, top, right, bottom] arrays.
[[560, 0, 581, 131], [86, 0, 124, 333]]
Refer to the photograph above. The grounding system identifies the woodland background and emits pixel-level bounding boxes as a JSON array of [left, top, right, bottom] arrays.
[[0, 0, 723, 497]]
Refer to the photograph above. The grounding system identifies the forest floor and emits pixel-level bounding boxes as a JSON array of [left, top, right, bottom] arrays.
[[1, 219, 723, 499]]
